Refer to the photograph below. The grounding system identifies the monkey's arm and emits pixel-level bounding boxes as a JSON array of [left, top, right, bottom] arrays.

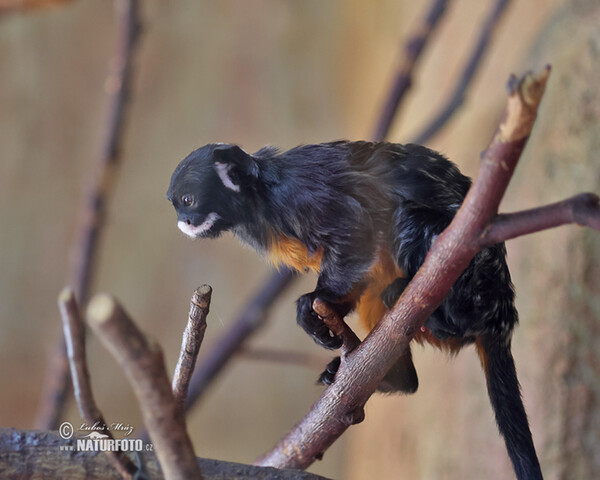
[[296, 234, 375, 349]]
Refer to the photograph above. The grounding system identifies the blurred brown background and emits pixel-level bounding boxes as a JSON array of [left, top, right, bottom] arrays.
[[1, 0, 599, 478]]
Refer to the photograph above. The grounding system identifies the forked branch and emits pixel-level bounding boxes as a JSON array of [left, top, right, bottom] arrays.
[[87, 294, 203, 480]]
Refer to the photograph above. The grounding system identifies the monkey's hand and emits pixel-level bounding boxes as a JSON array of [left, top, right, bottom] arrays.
[[296, 290, 351, 349]]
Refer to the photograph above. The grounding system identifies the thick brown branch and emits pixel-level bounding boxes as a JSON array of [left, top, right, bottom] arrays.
[[256, 68, 551, 470], [0, 428, 331, 480], [87, 294, 203, 480], [412, 0, 511, 144], [372, 0, 451, 141], [35, 0, 142, 430], [480, 193, 600, 246], [172, 285, 211, 417], [59, 288, 137, 479]]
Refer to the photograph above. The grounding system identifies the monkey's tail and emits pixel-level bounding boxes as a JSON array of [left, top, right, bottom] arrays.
[[476, 333, 543, 480]]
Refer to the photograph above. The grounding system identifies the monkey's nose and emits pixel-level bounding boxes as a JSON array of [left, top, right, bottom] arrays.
[[186, 219, 192, 225]]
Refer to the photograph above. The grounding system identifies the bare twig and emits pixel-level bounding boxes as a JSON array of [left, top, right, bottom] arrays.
[[237, 348, 330, 371], [0, 428, 332, 480], [256, 67, 552, 470], [172, 286, 211, 417], [0, 0, 75, 16], [412, 0, 511, 144], [59, 288, 137, 479], [184, 269, 296, 413], [87, 294, 203, 480], [35, 0, 142, 430], [372, 0, 451, 141]]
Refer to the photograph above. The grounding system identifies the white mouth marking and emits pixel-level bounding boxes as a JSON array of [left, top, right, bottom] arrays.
[[177, 212, 220, 238]]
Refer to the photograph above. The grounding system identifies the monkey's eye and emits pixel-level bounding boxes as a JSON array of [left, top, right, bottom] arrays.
[[181, 194, 194, 207]]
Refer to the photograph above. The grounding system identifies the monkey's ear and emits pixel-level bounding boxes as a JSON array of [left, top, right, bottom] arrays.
[[213, 144, 257, 192]]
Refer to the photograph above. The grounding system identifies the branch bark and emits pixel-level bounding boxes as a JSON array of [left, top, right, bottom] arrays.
[[0, 428, 332, 480], [256, 67, 553, 470], [59, 288, 137, 479], [172, 285, 211, 417], [87, 294, 203, 480], [35, 0, 142, 431]]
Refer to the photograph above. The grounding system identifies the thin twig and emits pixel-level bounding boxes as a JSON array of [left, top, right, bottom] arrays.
[[0, 0, 76, 16], [87, 294, 203, 480], [372, 0, 451, 141], [184, 269, 296, 413], [412, 0, 511, 144], [58, 288, 137, 479], [172, 285, 211, 417], [312, 299, 361, 357], [237, 348, 330, 371], [35, 0, 142, 430], [255, 67, 552, 470]]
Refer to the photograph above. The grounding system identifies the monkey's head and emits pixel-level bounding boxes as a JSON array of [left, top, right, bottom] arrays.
[[167, 143, 259, 239]]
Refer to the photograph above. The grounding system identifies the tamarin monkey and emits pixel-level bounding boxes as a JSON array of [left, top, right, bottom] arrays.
[[167, 141, 542, 480]]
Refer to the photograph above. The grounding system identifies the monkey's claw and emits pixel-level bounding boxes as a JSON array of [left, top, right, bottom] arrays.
[[318, 356, 341, 385]]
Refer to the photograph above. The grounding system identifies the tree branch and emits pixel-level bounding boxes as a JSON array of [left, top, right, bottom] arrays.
[[0, 428, 332, 480], [58, 288, 137, 479], [480, 192, 600, 246], [256, 67, 552, 470], [412, 0, 511, 144], [35, 0, 142, 431], [172, 285, 211, 417], [371, 0, 451, 141], [87, 294, 203, 480]]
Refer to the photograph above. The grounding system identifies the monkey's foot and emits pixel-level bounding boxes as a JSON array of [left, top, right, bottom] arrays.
[[318, 353, 419, 394], [318, 356, 341, 385]]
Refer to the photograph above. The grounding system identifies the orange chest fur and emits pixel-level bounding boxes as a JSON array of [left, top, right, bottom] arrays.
[[267, 234, 323, 272], [267, 234, 460, 352]]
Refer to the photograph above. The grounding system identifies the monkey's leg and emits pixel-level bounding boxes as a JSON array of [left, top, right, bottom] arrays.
[[317, 278, 419, 393], [381, 277, 459, 338], [476, 334, 543, 480], [297, 245, 374, 349], [318, 348, 418, 394]]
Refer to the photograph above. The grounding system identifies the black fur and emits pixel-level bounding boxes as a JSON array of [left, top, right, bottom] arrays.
[[168, 141, 542, 479]]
